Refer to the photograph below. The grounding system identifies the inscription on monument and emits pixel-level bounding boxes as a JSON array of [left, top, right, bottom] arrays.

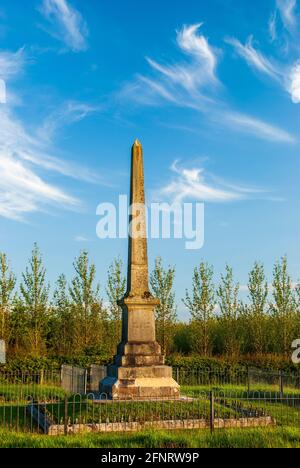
[[129, 310, 154, 342]]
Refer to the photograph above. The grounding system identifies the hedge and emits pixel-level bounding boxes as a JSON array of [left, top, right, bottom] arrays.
[[1, 353, 299, 375]]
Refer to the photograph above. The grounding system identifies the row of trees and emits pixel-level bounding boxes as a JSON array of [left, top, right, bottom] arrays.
[[180, 260, 300, 358], [0, 244, 299, 359]]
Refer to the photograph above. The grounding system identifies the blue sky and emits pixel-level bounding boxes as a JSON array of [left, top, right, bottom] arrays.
[[0, 0, 299, 318]]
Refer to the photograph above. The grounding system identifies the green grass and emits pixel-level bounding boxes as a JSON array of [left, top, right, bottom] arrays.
[[0, 427, 299, 448], [0, 383, 68, 402], [231, 399, 300, 427], [43, 397, 238, 425], [0, 381, 299, 439], [1, 386, 299, 431], [0, 383, 68, 432], [0, 395, 235, 432], [181, 383, 300, 397], [1, 380, 299, 403]]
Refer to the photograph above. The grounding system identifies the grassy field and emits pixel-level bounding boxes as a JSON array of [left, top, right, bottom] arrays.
[[181, 383, 300, 396], [1, 380, 299, 403], [0, 427, 300, 448], [0, 382, 68, 402]]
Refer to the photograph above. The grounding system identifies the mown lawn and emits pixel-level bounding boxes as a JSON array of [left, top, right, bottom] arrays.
[[0, 427, 300, 448]]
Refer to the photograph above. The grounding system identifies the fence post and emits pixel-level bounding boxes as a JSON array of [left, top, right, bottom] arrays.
[[210, 390, 214, 434], [40, 368, 44, 386], [84, 369, 88, 395], [64, 397, 69, 436], [247, 367, 250, 394], [279, 370, 284, 396]]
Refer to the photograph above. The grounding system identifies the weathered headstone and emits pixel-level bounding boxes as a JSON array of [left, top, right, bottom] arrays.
[[100, 140, 180, 399], [61, 365, 87, 394], [90, 365, 106, 393]]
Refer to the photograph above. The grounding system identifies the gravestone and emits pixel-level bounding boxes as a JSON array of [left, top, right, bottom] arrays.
[[90, 365, 106, 393], [61, 365, 87, 394]]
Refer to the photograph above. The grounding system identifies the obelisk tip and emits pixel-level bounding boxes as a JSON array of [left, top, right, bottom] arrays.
[[133, 138, 141, 147]]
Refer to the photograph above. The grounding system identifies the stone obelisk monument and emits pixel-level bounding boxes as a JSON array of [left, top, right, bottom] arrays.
[[100, 140, 180, 399]]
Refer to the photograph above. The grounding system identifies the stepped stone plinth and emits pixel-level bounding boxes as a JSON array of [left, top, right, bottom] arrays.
[[100, 140, 180, 400]]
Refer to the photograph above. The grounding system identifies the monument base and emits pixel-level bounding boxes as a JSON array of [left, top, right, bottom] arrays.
[[100, 341, 180, 400]]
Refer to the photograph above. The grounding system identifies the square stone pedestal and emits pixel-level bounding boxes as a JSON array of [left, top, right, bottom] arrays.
[[100, 342, 180, 400]]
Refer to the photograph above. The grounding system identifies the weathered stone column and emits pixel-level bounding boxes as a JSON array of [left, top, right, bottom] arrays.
[[100, 140, 180, 400]]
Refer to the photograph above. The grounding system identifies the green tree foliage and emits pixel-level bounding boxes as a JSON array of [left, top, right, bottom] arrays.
[[19, 244, 50, 356], [183, 262, 216, 356], [173, 323, 193, 355], [296, 283, 300, 308], [69, 251, 102, 353], [242, 263, 269, 354], [1, 244, 299, 361], [106, 257, 126, 321], [0, 253, 16, 342], [270, 257, 297, 355], [51, 274, 72, 356], [217, 265, 241, 357], [106, 257, 126, 346], [150, 257, 177, 353]]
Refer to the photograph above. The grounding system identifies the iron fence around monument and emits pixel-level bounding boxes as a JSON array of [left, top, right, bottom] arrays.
[[173, 367, 248, 387], [0, 368, 62, 402], [0, 365, 106, 399], [0, 389, 299, 435], [173, 367, 300, 394], [1, 366, 300, 400], [1, 367, 300, 435]]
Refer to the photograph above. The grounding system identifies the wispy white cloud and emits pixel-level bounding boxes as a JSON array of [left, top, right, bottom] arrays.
[[0, 79, 5, 103], [138, 75, 181, 104], [159, 160, 260, 204], [143, 23, 219, 104], [289, 61, 300, 102], [176, 23, 218, 85], [0, 48, 26, 80], [0, 48, 100, 220], [225, 36, 280, 80], [269, 10, 278, 41], [276, 0, 297, 32], [74, 235, 90, 242], [225, 32, 300, 107], [0, 96, 100, 181], [39, 0, 88, 52], [38, 100, 100, 142], [221, 111, 296, 143], [0, 151, 77, 220], [120, 23, 295, 144]]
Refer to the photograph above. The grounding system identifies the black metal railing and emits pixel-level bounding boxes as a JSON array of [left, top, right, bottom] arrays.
[[0, 367, 299, 435]]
